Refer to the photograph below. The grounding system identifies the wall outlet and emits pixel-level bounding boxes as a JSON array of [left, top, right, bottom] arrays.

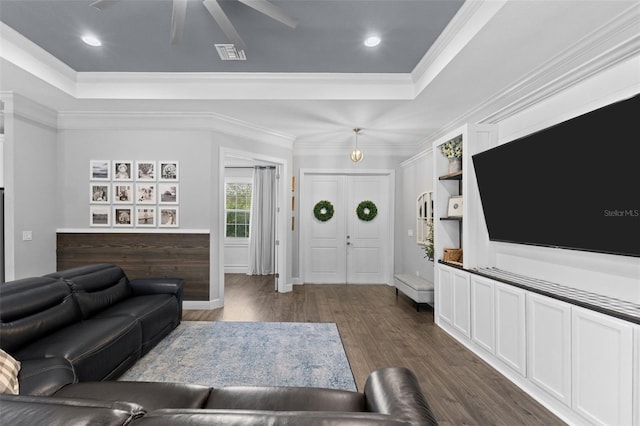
[[407, 229, 413, 237], [22, 231, 33, 241], [415, 271, 420, 277]]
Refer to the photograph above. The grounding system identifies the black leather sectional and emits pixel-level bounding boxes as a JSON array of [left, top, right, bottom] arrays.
[[0, 263, 183, 395], [0, 263, 438, 425]]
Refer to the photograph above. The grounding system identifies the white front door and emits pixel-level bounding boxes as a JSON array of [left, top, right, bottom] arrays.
[[302, 172, 391, 284]]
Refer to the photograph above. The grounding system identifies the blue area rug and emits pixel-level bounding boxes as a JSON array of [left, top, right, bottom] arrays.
[[119, 321, 356, 391]]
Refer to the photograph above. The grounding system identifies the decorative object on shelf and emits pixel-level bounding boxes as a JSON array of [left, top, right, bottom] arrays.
[[423, 220, 434, 261], [443, 248, 463, 263], [313, 200, 335, 222], [439, 136, 462, 173], [350, 128, 364, 163], [356, 200, 378, 221], [447, 195, 463, 217]]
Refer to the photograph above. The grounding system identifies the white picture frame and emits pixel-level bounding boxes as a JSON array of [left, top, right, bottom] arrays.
[[159, 207, 179, 227], [113, 183, 133, 204], [90, 160, 110, 181], [113, 161, 133, 181], [136, 160, 156, 181], [447, 195, 463, 217], [90, 205, 110, 227], [136, 207, 156, 227], [113, 206, 134, 227], [135, 183, 156, 204], [159, 161, 179, 181], [90, 183, 110, 204], [158, 183, 178, 204]]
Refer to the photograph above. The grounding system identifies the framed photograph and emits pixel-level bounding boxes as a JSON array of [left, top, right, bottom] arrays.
[[113, 206, 134, 227], [158, 183, 178, 204], [90, 183, 110, 204], [113, 184, 133, 203], [136, 161, 156, 181], [90, 160, 110, 181], [113, 161, 133, 181], [159, 161, 179, 181], [135, 183, 156, 204], [159, 207, 179, 227], [447, 196, 463, 217], [136, 207, 156, 227], [90, 205, 110, 227]]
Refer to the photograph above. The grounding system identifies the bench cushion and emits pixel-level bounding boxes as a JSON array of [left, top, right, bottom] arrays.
[[394, 275, 434, 304]]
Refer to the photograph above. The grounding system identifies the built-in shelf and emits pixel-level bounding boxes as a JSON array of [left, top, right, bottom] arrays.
[[438, 170, 462, 180], [440, 216, 462, 221]]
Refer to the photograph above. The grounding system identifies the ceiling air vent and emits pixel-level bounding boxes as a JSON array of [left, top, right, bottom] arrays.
[[215, 44, 247, 61]]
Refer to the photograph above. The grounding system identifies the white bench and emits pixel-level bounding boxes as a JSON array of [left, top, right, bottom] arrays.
[[394, 274, 434, 311]]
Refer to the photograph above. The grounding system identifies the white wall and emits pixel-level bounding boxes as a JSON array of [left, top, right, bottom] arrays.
[[493, 55, 640, 303], [2, 94, 58, 279], [396, 150, 435, 283]]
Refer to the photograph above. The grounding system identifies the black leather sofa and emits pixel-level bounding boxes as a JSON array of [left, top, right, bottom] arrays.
[[0, 366, 438, 425], [0, 263, 183, 395]]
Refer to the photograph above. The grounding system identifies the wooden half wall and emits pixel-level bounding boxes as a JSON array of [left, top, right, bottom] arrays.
[[56, 232, 210, 301]]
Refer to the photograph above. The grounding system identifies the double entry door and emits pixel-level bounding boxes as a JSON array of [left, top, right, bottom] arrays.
[[302, 173, 391, 284]]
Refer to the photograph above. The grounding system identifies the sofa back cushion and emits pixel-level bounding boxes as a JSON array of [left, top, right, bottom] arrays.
[[47, 264, 133, 319], [0, 277, 80, 353]]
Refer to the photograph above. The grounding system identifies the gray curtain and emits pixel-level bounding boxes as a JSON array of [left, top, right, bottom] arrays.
[[248, 166, 276, 275]]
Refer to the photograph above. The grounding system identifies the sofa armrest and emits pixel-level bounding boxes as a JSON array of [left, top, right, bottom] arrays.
[[0, 393, 145, 426], [363, 367, 438, 426], [18, 357, 77, 396], [129, 278, 184, 298]]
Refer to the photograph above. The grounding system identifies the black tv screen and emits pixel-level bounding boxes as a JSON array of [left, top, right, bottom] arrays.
[[472, 93, 640, 258]]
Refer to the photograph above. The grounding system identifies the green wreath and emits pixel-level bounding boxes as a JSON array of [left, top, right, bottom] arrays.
[[356, 200, 378, 221], [313, 200, 335, 222]]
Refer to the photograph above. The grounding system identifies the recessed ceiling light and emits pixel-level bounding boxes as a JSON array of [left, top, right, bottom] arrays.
[[81, 34, 102, 47], [364, 35, 381, 47]]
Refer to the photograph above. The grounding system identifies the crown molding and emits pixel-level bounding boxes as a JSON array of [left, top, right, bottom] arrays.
[[0, 23, 77, 97], [414, 2, 640, 150], [75, 72, 415, 101], [399, 147, 433, 168], [58, 111, 295, 149], [411, 0, 507, 96], [0, 91, 58, 129]]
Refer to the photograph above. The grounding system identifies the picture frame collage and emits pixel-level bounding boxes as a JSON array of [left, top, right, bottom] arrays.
[[89, 160, 180, 228]]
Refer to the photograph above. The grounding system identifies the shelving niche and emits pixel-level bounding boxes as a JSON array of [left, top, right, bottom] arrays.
[[433, 124, 498, 270]]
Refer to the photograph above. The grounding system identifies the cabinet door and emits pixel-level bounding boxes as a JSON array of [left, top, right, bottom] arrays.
[[436, 265, 453, 325], [572, 307, 633, 425], [526, 293, 571, 406], [495, 282, 526, 376], [452, 270, 471, 338], [471, 276, 495, 354]]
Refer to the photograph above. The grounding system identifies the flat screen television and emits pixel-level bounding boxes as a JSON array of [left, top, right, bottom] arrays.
[[472, 93, 639, 258]]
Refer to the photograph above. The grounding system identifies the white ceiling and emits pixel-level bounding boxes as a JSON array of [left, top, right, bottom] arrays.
[[1, 1, 638, 154]]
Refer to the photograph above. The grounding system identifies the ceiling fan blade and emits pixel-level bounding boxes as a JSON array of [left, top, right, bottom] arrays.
[[170, 0, 188, 44], [202, 0, 247, 52], [90, 0, 121, 10], [237, 0, 298, 28]]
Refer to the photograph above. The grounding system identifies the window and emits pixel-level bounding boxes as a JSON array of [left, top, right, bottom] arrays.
[[225, 181, 252, 238]]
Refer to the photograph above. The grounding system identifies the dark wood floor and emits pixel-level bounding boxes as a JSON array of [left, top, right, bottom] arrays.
[[183, 274, 565, 426]]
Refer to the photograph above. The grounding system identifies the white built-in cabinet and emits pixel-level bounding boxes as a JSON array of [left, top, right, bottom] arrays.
[[527, 292, 572, 406], [571, 306, 634, 426], [436, 264, 639, 425]]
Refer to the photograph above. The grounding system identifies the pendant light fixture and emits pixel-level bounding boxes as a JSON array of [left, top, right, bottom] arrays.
[[350, 128, 363, 163]]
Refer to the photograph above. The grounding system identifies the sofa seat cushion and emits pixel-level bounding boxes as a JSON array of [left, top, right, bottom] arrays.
[[132, 410, 410, 425], [18, 357, 76, 396], [94, 295, 179, 355], [16, 316, 141, 382], [55, 381, 211, 411], [206, 386, 365, 412]]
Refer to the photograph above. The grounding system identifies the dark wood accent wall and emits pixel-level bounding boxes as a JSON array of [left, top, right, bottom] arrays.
[[57, 233, 210, 301]]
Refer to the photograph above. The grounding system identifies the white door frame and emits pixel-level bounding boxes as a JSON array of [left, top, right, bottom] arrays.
[[299, 168, 395, 285], [218, 148, 290, 308]]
